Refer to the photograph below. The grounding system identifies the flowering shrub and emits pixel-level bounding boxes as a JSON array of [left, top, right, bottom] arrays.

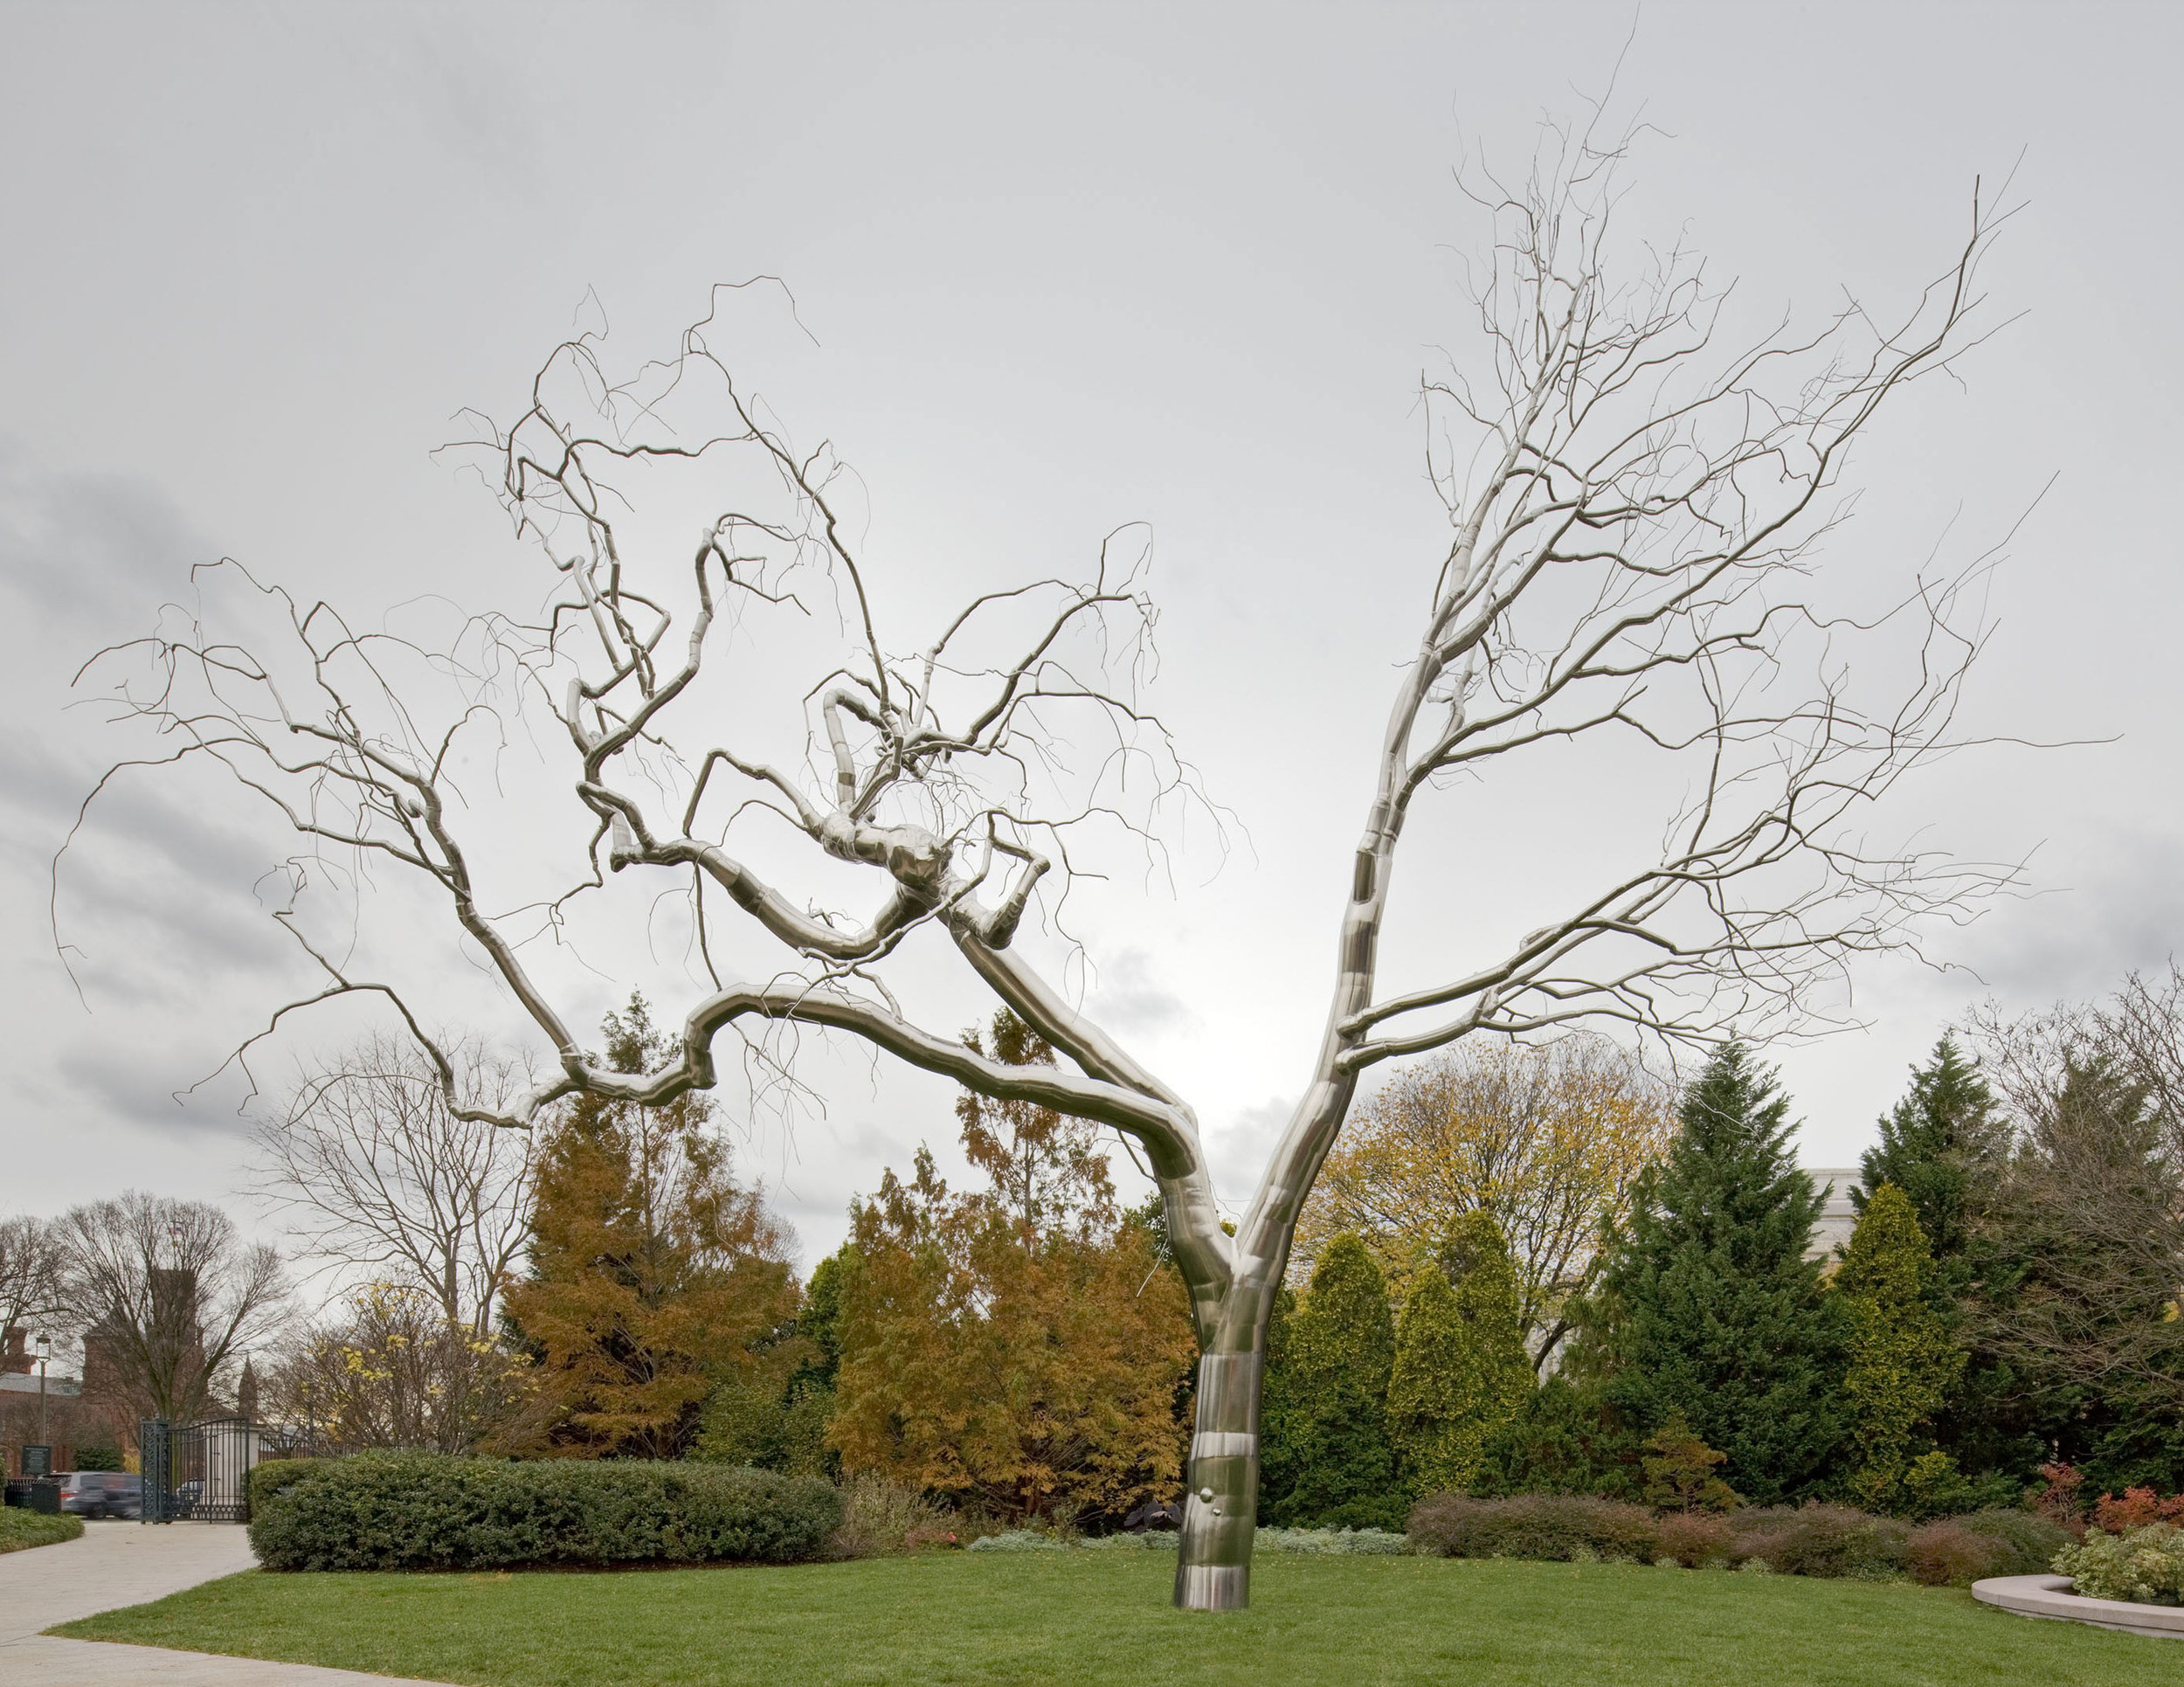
[[2055, 1522, 2184, 1605]]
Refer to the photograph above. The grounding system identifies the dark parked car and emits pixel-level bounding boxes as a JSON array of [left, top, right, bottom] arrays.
[[58, 1470, 142, 1518]]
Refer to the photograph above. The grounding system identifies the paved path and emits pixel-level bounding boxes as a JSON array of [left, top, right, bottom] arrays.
[[0, 1520, 460, 1684]]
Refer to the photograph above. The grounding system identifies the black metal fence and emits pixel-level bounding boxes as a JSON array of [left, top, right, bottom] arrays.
[[139, 1414, 257, 1523]]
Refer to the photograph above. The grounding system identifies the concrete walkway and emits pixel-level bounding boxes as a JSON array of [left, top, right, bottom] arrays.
[[0, 1520, 460, 1684]]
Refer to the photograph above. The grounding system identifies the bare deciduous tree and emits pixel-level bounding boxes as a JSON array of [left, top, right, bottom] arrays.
[[0, 1213, 69, 1353], [262, 1282, 529, 1455], [59, 1193, 288, 1424], [71, 131, 2013, 1606], [252, 1034, 537, 1338], [1964, 971, 2184, 1415]]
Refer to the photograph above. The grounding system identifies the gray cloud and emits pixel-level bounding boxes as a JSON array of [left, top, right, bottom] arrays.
[[3, 3, 2183, 1275], [1086, 945, 1198, 1035]]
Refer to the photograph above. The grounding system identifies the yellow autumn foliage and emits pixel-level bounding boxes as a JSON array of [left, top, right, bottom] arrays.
[[1296, 1035, 1672, 1362]]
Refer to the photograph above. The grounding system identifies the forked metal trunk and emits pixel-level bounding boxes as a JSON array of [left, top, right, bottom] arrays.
[[1173, 1345, 1265, 1609]]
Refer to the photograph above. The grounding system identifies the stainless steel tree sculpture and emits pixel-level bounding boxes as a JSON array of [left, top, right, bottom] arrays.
[[74, 137, 2013, 1608]]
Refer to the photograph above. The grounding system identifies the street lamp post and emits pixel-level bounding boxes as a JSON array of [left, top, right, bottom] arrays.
[[34, 1332, 51, 1447]]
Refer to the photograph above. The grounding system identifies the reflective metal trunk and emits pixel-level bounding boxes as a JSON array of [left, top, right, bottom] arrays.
[[1173, 1348, 1262, 1610]]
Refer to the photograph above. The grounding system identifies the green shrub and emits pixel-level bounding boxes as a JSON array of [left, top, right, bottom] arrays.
[[1897, 1452, 2027, 1520], [1406, 1494, 1657, 1563], [1729, 1504, 1911, 1580], [246, 1458, 331, 1519], [1953, 1507, 2071, 1573], [0, 1510, 84, 1553], [71, 1442, 125, 1472], [2055, 1522, 2184, 1605], [248, 1452, 840, 1571]]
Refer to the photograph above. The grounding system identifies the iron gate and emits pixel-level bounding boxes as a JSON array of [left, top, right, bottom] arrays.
[[140, 1415, 257, 1523]]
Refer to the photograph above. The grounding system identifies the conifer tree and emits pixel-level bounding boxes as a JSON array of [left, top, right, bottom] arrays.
[[1387, 1210, 1533, 1496], [1856, 1035, 2002, 1263], [1835, 1182, 1966, 1509], [1259, 1234, 1398, 1526], [829, 1012, 1196, 1522], [502, 994, 801, 1459], [1590, 1043, 1845, 1503]]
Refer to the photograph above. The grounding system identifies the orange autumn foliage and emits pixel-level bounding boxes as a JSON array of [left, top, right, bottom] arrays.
[[501, 996, 801, 1459], [830, 1013, 1197, 1523]]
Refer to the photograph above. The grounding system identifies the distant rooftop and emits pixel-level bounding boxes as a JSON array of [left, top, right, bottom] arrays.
[[0, 1372, 81, 1397]]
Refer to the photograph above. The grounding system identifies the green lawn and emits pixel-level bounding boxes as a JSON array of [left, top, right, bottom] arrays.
[[53, 1552, 2168, 1686]]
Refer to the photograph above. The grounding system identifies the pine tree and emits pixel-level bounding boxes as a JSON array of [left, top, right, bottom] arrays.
[[1856, 1035, 2002, 1263], [1591, 1043, 1846, 1504], [1387, 1211, 1532, 1496], [1835, 1182, 1966, 1509], [1259, 1233, 1399, 1526]]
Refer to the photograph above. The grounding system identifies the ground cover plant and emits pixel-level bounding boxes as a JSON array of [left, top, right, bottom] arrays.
[[249, 1452, 839, 1570], [0, 1509, 82, 1553], [58, 1551, 2163, 1687]]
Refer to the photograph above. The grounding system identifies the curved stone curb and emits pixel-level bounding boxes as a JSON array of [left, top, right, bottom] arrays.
[[1971, 1573, 2184, 1640]]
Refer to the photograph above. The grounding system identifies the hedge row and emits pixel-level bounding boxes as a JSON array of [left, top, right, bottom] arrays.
[[249, 1452, 841, 1571], [1406, 1494, 2067, 1586]]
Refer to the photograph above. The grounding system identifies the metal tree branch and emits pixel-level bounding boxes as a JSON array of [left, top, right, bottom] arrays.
[[66, 131, 2018, 1612]]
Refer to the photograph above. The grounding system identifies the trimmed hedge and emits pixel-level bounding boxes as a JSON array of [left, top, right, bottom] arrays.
[[249, 1452, 842, 1571], [246, 1457, 330, 1520]]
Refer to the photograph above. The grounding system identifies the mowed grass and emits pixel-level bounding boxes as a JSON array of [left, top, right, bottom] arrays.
[[53, 1551, 2169, 1687]]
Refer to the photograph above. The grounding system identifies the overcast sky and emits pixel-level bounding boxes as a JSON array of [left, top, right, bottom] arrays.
[[3, 2, 2177, 1284]]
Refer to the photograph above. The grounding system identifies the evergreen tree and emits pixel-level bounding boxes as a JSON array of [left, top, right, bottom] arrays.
[[797, 1247, 854, 1391], [1259, 1234, 1399, 1526], [1858, 1035, 2038, 1484], [1387, 1211, 1532, 1496], [1590, 1043, 1846, 1504], [1835, 1182, 1966, 1509], [1856, 1035, 2002, 1263]]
